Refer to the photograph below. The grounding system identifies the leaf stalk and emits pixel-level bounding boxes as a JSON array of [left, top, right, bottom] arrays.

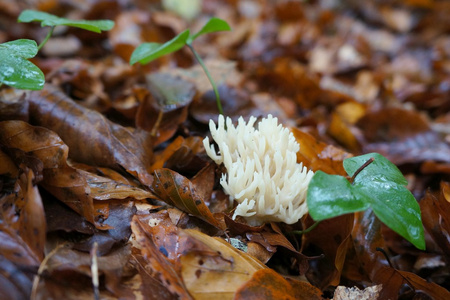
[[37, 26, 54, 51], [291, 220, 321, 235], [186, 43, 224, 115]]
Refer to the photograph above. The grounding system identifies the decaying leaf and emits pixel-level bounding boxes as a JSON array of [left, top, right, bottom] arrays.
[[26, 85, 154, 187], [131, 216, 193, 299], [0, 120, 101, 228], [235, 268, 323, 300], [153, 168, 224, 230], [180, 229, 266, 299]]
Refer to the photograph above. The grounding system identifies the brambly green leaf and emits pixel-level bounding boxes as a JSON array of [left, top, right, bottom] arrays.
[[0, 39, 45, 90], [130, 29, 190, 65], [18, 9, 114, 33], [187, 17, 231, 44], [307, 153, 425, 250]]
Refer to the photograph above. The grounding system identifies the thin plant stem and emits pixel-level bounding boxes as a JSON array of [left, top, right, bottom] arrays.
[[376, 247, 394, 268], [37, 26, 55, 51], [186, 43, 224, 115], [291, 220, 321, 235]]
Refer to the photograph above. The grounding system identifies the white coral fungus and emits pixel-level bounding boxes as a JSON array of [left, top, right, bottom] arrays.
[[203, 114, 314, 225]]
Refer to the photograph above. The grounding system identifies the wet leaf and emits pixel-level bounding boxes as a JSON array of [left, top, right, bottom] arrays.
[[308, 153, 425, 250], [0, 39, 44, 90]]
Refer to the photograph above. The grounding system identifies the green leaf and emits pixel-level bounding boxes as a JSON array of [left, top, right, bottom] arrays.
[[0, 39, 45, 90], [307, 153, 425, 250], [307, 171, 370, 221], [187, 17, 231, 44], [344, 153, 408, 186], [129, 29, 190, 65], [18, 9, 114, 33]]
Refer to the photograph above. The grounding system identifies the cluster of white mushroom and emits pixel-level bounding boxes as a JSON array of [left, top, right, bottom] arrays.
[[203, 114, 314, 225]]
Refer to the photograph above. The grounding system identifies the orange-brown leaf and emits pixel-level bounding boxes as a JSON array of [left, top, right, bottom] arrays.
[[27, 85, 153, 186], [0, 120, 106, 229], [291, 128, 352, 176], [235, 268, 324, 300], [153, 168, 224, 229], [131, 216, 193, 299]]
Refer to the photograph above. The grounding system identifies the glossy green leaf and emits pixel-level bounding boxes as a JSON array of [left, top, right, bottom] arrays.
[[18, 10, 114, 33], [187, 17, 231, 44], [307, 153, 425, 250], [307, 171, 370, 221], [344, 153, 408, 186], [0, 39, 45, 90], [130, 30, 190, 65]]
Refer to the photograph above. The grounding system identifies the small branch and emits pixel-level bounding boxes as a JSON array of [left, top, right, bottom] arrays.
[[90, 242, 100, 300], [291, 220, 321, 235], [376, 247, 393, 268], [37, 26, 55, 51], [186, 43, 224, 116], [350, 157, 374, 183]]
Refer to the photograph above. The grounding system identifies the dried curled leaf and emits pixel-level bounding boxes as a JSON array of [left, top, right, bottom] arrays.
[[0, 120, 104, 228], [152, 168, 223, 229], [131, 216, 193, 299]]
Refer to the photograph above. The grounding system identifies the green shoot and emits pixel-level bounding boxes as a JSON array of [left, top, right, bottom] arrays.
[[306, 153, 425, 250], [130, 17, 231, 115], [0, 10, 115, 90]]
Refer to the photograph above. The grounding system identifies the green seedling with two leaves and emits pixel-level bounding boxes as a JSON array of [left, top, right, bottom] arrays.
[[306, 153, 425, 250], [130, 17, 231, 115], [0, 9, 114, 90]]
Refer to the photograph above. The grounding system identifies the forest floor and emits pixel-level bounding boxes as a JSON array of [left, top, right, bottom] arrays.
[[0, 0, 449, 299]]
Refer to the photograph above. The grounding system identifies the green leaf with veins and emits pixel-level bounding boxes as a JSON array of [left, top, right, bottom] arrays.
[[307, 153, 425, 250], [18, 9, 114, 33], [0, 39, 45, 90]]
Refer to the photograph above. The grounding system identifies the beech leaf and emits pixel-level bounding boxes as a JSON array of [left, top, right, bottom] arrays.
[[153, 169, 223, 229]]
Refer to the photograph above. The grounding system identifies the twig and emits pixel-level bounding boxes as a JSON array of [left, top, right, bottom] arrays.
[[350, 157, 374, 183]]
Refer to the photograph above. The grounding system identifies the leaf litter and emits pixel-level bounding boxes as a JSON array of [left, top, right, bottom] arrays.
[[1, 0, 450, 299]]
